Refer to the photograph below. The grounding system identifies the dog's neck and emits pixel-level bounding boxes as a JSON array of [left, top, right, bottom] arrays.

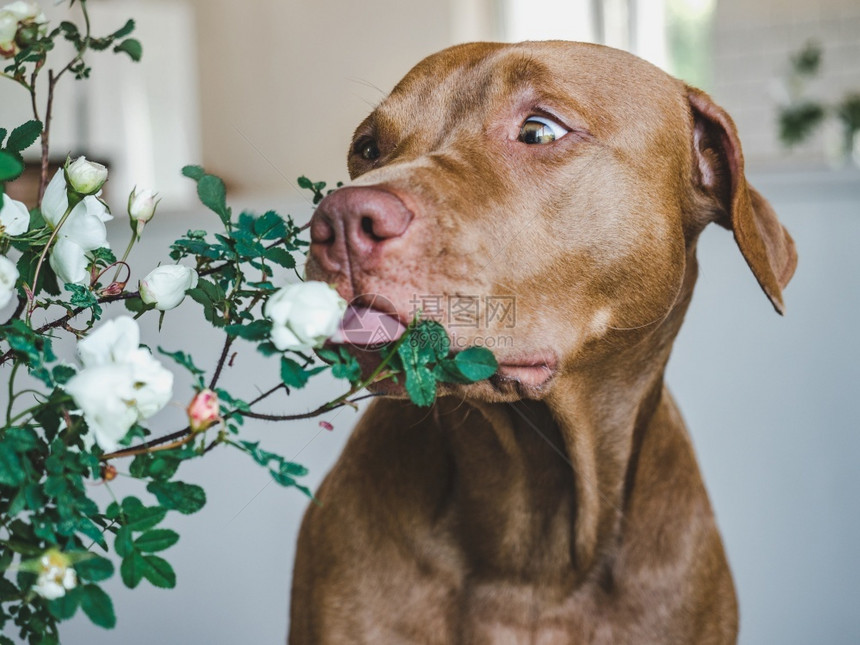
[[437, 265, 696, 582]]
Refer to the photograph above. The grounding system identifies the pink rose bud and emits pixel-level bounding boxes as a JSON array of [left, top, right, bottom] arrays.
[[187, 389, 220, 433], [319, 421, 333, 431]]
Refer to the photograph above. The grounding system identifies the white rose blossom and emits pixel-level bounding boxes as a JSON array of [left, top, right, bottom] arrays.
[[3, 1, 46, 22], [0, 254, 19, 308], [32, 550, 77, 601], [65, 316, 174, 452], [139, 264, 198, 311], [264, 281, 347, 351], [0, 195, 29, 236], [42, 167, 111, 285], [65, 156, 108, 196]]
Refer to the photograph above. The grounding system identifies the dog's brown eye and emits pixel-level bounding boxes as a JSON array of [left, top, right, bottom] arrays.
[[355, 138, 380, 161], [518, 116, 569, 144]]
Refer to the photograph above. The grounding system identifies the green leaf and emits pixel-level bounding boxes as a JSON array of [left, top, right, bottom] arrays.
[[76, 556, 114, 582], [48, 587, 80, 620], [113, 38, 142, 62], [0, 150, 23, 182], [401, 362, 437, 407], [5, 120, 42, 153], [181, 165, 205, 180], [77, 518, 107, 549], [254, 210, 287, 240], [123, 506, 167, 532], [0, 443, 25, 486], [0, 574, 17, 599], [52, 364, 77, 385], [197, 174, 230, 225], [158, 346, 205, 376], [124, 295, 151, 316], [80, 584, 116, 628], [141, 555, 175, 589], [453, 347, 498, 381], [114, 527, 134, 559], [264, 247, 296, 268], [64, 283, 102, 318], [120, 551, 146, 589], [280, 356, 310, 389], [238, 441, 281, 468], [3, 427, 40, 453], [147, 481, 206, 515], [135, 529, 179, 553], [225, 319, 271, 341], [111, 18, 135, 39]]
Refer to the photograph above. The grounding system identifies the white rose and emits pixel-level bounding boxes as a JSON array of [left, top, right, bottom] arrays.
[[65, 156, 108, 196], [32, 550, 77, 601], [66, 316, 174, 451], [65, 365, 139, 452], [3, 1, 45, 22], [42, 168, 111, 285], [0, 11, 16, 55], [0, 254, 19, 308], [48, 238, 88, 285], [125, 347, 174, 418], [128, 187, 158, 225], [76, 315, 140, 367], [264, 281, 347, 351], [139, 264, 198, 311], [0, 195, 29, 236]]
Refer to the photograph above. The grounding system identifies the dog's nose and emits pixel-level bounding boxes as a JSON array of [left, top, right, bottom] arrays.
[[309, 187, 413, 271]]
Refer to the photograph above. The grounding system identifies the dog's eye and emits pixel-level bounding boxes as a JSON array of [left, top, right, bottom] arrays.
[[518, 116, 568, 144], [354, 138, 381, 161]]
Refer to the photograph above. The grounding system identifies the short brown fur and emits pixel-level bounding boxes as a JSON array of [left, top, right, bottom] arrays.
[[292, 41, 796, 644]]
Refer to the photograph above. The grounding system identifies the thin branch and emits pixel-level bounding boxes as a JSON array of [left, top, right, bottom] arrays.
[[239, 392, 382, 422], [208, 335, 235, 389]]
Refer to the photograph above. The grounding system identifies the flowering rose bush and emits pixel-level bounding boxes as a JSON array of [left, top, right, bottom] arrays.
[[0, 1, 498, 642]]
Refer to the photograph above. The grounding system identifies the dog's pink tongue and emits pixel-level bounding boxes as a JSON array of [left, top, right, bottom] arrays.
[[330, 306, 406, 346]]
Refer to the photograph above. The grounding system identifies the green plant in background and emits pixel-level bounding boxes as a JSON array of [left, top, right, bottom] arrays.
[[0, 1, 498, 642], [666, 0, 716, 91], [776, 40, 860, 160]]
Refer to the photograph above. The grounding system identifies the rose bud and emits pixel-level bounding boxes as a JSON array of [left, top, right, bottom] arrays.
[[65, 156, 108, 196], [128, 187, 159, 237], [187, 389, 220, 433], [139, 264, 198, 311], [264, 281, 347, 351]]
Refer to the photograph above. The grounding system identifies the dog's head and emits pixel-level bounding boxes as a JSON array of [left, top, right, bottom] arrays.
[[306, 41, 796, 401]]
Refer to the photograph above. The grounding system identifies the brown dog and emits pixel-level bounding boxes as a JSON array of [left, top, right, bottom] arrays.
[[292, 41, 797, 644]]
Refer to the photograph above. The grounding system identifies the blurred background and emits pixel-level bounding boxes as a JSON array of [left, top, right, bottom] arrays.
[[1, 0, 858, 643]]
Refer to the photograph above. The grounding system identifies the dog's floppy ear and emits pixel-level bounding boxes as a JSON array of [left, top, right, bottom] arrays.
[[687, 86, 797, 314]]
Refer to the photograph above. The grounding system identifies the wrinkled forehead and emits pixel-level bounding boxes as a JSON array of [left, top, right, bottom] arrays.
[[365, 41, 689, 150]]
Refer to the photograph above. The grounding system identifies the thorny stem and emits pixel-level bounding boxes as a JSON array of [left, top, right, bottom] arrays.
[[37, 0, 92, 205], [99, 383, 287, 461], [2, 261, 232, 366], [208, 335, 235, 390]]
